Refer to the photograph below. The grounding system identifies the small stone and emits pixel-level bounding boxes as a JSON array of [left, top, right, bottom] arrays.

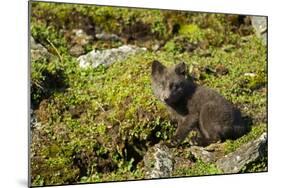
[[68, 29, 93, 46], [152, 44, 160, 51], [95, 33, 121, 41], [244, 73, 256, 77], [69, 45, 85, 57], [30, 36, 53, 61], [189, 145, 222, 163], [215, 64, 229, 76]]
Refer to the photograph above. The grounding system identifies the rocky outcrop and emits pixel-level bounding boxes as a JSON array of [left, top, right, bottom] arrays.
[[143, 132, 267, 177], [216, 133, 267, 173], [77, 45, 146, 68]]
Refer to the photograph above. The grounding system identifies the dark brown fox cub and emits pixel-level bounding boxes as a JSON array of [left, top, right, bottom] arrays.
[[151, 60, 248, 146]]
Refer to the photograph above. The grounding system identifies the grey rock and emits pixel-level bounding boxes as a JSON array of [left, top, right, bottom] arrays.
[[152, 44, 160, 51], [67, 29, 93, 46], [30, 36, 52, 61], [30, 109, 41, 129], [69, 45, 85, 57], [251, 16, 267, 45], [184, 142, 225, 164], [67, 29, 93, 56], [216, 133, 267, 173], [143, 143, 174, 179], [244, 73, 257, 77], [95, 33, 121, 41], [189, 146, 218, 163], [77, 45, 146, 68]]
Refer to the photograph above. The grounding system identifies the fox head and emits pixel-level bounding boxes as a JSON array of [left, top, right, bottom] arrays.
[[151, 60, 192, 106]]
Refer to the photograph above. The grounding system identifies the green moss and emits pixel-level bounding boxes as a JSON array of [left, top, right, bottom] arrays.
[[224, 124, 267, 154], [163, 40, 178, 53], [173, 159, 222, 176], [163, 36, 194, 54], [179, 24, 204, 43]]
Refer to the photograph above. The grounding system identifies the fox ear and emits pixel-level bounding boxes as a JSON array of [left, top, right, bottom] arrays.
[[152, 60, 166, 76], [175, 62, 186, 75]]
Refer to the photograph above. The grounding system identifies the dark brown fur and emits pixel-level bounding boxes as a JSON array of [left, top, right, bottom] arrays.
[[151, 60, 248, 146]]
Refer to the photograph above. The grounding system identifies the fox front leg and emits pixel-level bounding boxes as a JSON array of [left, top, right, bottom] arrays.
[[170, 114, 199, 147]]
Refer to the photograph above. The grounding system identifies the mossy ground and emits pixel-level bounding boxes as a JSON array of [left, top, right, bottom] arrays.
[[30, 2, 267, 186]]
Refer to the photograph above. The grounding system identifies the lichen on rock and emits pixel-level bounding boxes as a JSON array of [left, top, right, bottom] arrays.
[[144, 143, 174, 179], [77, 45, 146, 68]]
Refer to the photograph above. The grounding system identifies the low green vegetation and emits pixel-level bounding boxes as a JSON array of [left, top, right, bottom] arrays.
[[30, 2, 267, 186], [173, 159, 222, 177], [224, 124, 267, 154]]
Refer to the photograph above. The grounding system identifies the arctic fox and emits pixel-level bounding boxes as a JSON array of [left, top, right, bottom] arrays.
[[151, 60, 248, 146]]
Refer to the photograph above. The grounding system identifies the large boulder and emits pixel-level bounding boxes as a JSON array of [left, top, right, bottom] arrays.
[[77, 45, 146, 68], [216, 133, 267, 173], [143, 132, 267, 177], [143, 143, 174, 179]]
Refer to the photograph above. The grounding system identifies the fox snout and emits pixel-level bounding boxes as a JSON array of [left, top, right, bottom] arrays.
[[159, 93, 170, 103], [162, 95, 177, 105], [158, 88, 183, 105], [161, 96, 170, 104]]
